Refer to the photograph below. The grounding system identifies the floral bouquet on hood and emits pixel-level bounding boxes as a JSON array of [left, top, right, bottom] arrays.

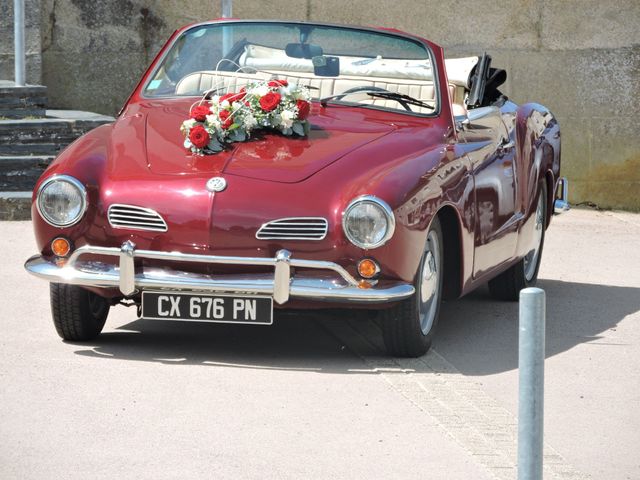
[[181, 79, 312, 155]]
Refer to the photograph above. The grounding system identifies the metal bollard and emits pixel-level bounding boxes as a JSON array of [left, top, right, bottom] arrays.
[[220, 0, 233, 56], [14, 0, 26, 86], [221, 0, 233, 17], [518, 287, 545, 480]]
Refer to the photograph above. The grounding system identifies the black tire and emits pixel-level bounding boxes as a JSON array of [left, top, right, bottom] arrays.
[[488, 181, 547, 301], [50, 283, 110, 341], [381, 217, 444, 357]]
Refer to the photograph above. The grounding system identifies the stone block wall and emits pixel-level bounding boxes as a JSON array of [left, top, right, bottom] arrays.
[[1, 0, 638, 209]]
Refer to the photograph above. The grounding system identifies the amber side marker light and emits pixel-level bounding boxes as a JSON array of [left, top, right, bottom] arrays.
[[357, 258, 380, 279], [51, 237, 71, 257]]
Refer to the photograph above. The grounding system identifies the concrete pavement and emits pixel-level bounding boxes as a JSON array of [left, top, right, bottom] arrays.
[[1, 209, 638, 479]]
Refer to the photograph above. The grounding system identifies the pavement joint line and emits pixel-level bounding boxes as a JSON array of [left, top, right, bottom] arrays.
[[319, 317, 590, 480]]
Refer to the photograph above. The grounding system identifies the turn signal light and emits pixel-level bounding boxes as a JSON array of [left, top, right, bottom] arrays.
[[357, 258, 380, 279], [51, 237, 71, 257]]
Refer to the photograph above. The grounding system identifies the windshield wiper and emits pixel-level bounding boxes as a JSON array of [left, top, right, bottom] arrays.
[[320, 89, 434, 111], [365, 91, 435, 111]]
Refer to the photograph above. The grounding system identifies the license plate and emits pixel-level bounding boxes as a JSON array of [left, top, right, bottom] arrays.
[[141, 292, 273, 325]]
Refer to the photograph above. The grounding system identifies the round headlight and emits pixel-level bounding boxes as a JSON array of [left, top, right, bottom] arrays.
[[36, 175, 87, 227], [342, 196, 395, 249]]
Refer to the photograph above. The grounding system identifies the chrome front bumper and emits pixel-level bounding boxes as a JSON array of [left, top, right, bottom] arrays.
[[24, 241, 415, 304]]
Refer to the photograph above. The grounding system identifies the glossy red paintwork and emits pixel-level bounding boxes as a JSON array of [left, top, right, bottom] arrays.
[[31, 20, 561, 306]]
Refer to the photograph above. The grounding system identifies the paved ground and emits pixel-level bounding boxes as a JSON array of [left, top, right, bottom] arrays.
[[1, 209, 638, 479]]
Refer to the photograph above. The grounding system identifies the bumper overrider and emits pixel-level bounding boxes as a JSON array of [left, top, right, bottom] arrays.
[[24, 241, 415, 304]]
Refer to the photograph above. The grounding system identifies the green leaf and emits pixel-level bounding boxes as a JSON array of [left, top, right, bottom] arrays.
[[229, 129, 247, 142], [207, 138, 223, 152], [292, 122, 305, 136]]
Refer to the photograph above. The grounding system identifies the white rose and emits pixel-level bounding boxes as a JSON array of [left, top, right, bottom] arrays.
[[280, 110, 295, 129], [254, 85, 269, 97]]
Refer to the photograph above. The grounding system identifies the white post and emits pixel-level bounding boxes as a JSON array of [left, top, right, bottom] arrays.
[[221, 0, 233, 58], [518, 287, 546, 480], [221, 0, 233, 18], [14, 0, 26, 86]]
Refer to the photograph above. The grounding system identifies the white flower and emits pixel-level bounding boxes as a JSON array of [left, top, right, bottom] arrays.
[[243, 114, 257, 129], [280, 110, 295, 129], [210, 95, 221, 105], [184, 119, 197, 129], [220, 100, 230, 108], [253, 85, 269, 97], [206, 115, 221, 129]]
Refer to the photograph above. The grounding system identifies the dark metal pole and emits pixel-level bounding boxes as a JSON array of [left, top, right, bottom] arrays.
[[14, 0, 26, 86], [518, 287, 546, 480]]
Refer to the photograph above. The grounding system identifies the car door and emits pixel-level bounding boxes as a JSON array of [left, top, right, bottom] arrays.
[[457, 105, 518, 277]]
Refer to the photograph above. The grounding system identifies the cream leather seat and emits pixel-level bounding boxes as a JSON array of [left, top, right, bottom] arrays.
[[176, 71, 451, 115], [174, 47, 477, 115]]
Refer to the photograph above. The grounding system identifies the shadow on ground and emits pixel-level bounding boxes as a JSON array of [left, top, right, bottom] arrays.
[[74, 279, 640, 375]]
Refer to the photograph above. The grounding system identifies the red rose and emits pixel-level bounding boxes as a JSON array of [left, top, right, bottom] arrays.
[[259, 92, 281, 112], [190, 105, 211, 122], [189, 125, 210, 149], [296, 100, 311, 120], [219, 109, 234, 129], [268, 79, 288, 88], [220, 92, 245, 104]]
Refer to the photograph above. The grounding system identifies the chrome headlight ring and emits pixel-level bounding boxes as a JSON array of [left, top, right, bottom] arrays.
[[36, 175, 88, 227], [342, 195, 396, 249]]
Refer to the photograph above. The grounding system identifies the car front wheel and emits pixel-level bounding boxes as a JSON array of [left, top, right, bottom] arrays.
[[50, 283, 110, 341], [381, 217, 444, 357]]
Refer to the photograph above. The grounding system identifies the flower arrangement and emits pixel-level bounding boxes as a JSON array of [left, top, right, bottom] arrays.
[[180, 79, 312, 155]]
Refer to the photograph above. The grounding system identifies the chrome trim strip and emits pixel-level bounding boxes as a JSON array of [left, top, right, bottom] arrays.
[[24, 243, 415, 304], [108, 204, 168, 232], [36, 175, 88, 228]]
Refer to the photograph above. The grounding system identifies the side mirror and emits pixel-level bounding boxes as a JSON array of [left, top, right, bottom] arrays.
[[455, 106, 500, 133], [467, 106, 497, 123]]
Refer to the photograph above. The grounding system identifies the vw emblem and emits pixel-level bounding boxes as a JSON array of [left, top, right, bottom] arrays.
[[206, 177, 227, 192]]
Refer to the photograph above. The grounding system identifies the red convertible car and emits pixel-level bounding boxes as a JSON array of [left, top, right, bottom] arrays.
[[25, 20, 568, 357]]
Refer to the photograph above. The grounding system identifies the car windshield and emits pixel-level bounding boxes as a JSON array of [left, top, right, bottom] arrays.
[[143, 21, 438, 115]]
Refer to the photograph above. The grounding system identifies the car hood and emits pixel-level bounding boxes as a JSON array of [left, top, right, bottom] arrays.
[[142, 101, 396, 183]]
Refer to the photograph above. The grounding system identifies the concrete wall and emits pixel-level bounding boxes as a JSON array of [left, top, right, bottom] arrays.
[[0, 0, 42, 84], [2, 0, 639, 209]]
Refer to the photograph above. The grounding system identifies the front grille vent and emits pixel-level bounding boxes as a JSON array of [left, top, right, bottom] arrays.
[[108, 204, 168, 232], [256, 217, 328, 241]]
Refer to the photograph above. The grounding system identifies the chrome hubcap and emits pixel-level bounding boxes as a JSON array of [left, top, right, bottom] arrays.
[[419, 231, 440, 335], [524, 193, 544, 281]]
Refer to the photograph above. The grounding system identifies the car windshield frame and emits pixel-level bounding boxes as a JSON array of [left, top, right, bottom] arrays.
[[140, 20, 441, 118]]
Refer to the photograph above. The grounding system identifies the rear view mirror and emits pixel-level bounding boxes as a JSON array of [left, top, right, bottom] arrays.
[[285, 43, 323, 59]]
